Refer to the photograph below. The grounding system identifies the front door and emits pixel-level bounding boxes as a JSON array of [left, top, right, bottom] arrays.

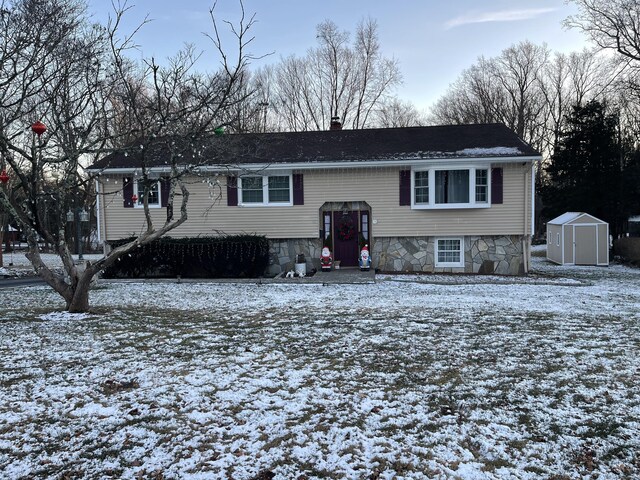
[[333, 211, 359, 266]]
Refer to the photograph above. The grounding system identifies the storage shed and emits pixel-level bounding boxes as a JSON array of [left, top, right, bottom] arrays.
[[546, 212, 609, 265]]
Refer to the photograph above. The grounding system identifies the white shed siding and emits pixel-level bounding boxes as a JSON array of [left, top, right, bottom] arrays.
[[545, 212, 609, 266]]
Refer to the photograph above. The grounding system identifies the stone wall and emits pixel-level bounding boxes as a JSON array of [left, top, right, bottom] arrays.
[[267, 238, 323, 276], [372, 235, 526, 275], [268, 235, 527, 276]]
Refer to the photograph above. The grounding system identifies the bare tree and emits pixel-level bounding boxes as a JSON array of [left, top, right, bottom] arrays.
[[566, 0, 640, 62], [255, 18, 402, 131], [0, 0, 257, 312], [372, 98, 425, 128], [565, 0, 640, 140]]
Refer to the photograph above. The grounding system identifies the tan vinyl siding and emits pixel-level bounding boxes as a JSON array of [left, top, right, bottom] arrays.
[[99, 163, 532, 241]]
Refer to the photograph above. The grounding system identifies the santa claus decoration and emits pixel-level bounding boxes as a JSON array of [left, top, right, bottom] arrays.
[[359, 244, 371, 271], [320, 246, 333, 271]]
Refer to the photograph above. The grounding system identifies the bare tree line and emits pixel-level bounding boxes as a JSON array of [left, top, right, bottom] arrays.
[[428, 41, 631, 159], [229, 18, 424, 132], [429, 0, 640, 161]]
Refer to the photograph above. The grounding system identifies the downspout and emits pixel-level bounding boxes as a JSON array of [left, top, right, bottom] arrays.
[[94, 178, 103, 255], [531, 161, 536, 240], [521, 163, 531, 274]]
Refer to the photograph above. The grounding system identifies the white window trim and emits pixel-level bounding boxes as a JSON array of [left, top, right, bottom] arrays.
[[435, 237, 465, 268], [238, 173, 293, 207], [411, 166, 491, 210], [133, 179, 161, 209]]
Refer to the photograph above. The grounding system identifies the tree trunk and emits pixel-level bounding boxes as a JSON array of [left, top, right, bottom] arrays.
[[66, 268, 94, 313]]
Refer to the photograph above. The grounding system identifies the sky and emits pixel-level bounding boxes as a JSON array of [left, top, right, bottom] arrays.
[[87, 0, 590, 112]]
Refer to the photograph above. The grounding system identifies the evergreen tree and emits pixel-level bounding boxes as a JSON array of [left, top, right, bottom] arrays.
[[543, 100, 639, 238]]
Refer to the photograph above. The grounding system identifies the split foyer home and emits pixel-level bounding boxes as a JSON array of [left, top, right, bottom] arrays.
[[90, 123, 540, 275]]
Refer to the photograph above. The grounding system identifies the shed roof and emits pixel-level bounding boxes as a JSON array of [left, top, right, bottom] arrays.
[[548, 212, 607, 225], [90, 123, 540, 171]]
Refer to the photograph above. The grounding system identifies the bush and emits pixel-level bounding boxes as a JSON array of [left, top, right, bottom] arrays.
[[103, 235, 269, 278]]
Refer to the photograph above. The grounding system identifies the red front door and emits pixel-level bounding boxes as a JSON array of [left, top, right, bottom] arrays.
[[333, 211, 359, 266]]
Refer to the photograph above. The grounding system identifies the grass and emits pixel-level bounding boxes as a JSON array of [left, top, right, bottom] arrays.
[[1, 262, 640, 478]]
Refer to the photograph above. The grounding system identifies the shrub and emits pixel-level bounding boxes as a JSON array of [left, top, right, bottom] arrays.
[[103, 235, 269, 278]]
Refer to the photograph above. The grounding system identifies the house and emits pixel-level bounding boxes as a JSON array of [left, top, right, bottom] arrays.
[[89, 123, 540, 275], [546, 212, 609, 266]]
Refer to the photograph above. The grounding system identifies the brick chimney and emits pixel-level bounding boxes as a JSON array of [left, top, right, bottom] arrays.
[[330, 116, 342, 130]]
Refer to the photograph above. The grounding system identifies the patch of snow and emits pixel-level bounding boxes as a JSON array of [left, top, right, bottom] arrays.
[[39, 312, 92, 322], [456, 147, 522, 156], [1, 248, 640, 478]]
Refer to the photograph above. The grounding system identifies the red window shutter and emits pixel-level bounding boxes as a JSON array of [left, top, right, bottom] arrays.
[[227, 176, 238, 206], [293, 173, 304, 205], [123, 177, 134, 208], [491, 168, 503, 204], [160, 177, 170, 208], [399, 170, 411, 206]]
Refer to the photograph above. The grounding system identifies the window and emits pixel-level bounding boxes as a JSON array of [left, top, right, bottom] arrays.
[[548, 232, 551, 244], [475, 169, 488, 203], [557, 233, 560, 246], [268, 176, 290, 202], [324, 213, 331, 240], [435, 237, 464, 267], [241, 177, 264, 203], [414, 171, 429, 204], [135, 179, 160, 207], [239, 174, 292, 206], [412, 167, 490, 209], [436, 170, 469, 204], [361, 213, 369, 241]]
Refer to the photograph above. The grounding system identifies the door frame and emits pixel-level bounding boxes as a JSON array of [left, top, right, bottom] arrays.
[[320, 202, 372, 266]]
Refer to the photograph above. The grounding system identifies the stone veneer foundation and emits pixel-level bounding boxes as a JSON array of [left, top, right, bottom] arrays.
[[268, 236, 527, 276], [372, 236, 526, 275], [267, 239, 323, 276]]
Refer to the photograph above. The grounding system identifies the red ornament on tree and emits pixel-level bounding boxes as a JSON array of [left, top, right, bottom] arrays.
[[0, 170, 9, 184], [31, 121, 47, 136]]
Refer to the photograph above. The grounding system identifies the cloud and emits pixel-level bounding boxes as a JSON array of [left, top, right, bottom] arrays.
[[445, 8, 557, 29]]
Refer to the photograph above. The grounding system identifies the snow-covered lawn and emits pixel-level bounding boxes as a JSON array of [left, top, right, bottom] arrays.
[[1, 255, 639, 479]]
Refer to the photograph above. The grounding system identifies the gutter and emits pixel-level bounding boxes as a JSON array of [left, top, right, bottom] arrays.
[[90, 155, 541, 175]]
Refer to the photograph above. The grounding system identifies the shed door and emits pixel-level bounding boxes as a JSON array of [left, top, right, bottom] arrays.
[[574, 225, 597, 265]]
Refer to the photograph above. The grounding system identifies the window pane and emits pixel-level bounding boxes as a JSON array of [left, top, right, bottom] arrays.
[[324, 214, 331, 239], [361, 213, 369, 240], [268, 175, 290, 202], [476, 169, 488, 202], [414, 171, 429, 204], [437, 239, 461, 264], [137, 180, 159, 205], [242, 177, 263, 203], [435, 170, 469, 204]]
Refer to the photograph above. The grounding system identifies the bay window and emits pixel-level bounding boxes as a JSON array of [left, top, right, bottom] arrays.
[[412, 167, 490, 209], [435, 170, 469, 204]]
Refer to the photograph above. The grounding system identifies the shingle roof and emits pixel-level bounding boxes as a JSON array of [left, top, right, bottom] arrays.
[[90, 123, 540, 170]]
